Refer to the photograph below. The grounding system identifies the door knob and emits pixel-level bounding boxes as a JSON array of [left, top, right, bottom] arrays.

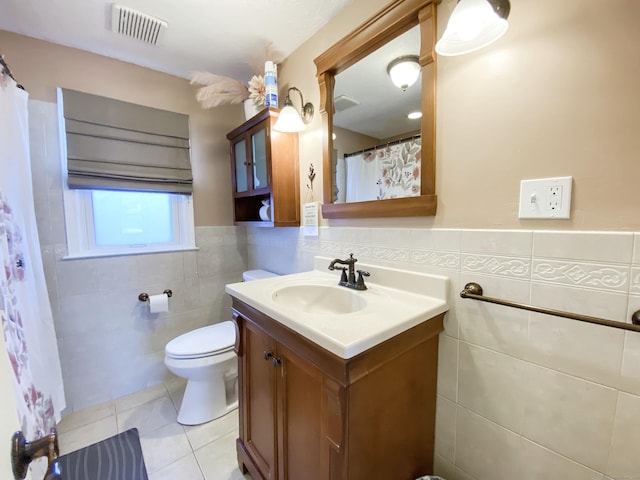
[[11, 429, 61, 480], [272, 357, 282, 367], [263, 351, 273, 360]]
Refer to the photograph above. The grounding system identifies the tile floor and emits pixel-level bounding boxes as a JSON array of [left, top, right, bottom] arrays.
[[57, 377, 251, 480]]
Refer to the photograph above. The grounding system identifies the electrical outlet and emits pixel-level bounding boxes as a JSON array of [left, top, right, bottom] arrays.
[[547, 185, 562, 211], [519, 177, 572, 219]]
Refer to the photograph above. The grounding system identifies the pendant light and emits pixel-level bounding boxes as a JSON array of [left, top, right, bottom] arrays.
[[436, 0, 510, 56]]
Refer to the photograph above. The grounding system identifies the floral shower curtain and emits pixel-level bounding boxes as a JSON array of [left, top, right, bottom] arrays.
[[0, 75, 65, 451], [341, 137, 422, 203]]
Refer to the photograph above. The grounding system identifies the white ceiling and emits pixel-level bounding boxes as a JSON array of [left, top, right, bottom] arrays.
[[1, 0, 421, 142], [0, 0, 353, 81]]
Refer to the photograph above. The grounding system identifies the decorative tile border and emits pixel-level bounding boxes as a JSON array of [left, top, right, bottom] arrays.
[[412, 249, 461, 270], [341, 244, 372, 258], [461, 254, 530, 278], [314, 240, 345, 256], [532, 259, 628, 292], [371, 247, 411, 263], [629, 266, 640, 293], [256, 228, 640, 296]]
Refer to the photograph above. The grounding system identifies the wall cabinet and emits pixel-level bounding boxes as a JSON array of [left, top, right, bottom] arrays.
[[231, 298, 444, 480], [226, 108, 300, 227]]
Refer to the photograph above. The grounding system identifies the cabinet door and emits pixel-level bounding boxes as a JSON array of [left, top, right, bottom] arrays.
[[233, 138, 249, 193], [251, 127, 269, 190], [276, 343, 324, 480], [244, 319, 278, 479]]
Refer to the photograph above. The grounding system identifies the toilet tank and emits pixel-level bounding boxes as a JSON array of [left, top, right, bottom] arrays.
[[243, 269, 278, 282]]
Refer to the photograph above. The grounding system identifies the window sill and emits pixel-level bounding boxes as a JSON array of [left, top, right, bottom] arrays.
[[62, 245, 199, 261]]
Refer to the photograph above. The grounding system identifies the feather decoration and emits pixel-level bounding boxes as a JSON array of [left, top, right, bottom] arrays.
[[190, 71, 249, 109], [247, 42, 285, 75], [189, 40, 284, 110], [195, 88, 248, 109]]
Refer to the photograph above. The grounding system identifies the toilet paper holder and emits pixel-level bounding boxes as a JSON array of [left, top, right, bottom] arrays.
[[138, 289, 172, 302]]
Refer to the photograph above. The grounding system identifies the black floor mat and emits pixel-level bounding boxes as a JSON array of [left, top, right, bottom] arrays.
[[58, 428, 148, 480]]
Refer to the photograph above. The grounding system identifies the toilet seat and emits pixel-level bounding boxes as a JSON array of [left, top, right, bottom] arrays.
[[166, 321, 235, 359]]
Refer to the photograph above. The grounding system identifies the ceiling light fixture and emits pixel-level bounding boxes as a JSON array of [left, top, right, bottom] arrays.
[[408, 111, 422, 120], [387, 55, 421, 91], [436, 0, 510, 56], [273, 87, 314, 133]]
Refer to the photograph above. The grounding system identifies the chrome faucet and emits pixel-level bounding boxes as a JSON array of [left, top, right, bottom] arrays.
[[328, 253, 370, 290]]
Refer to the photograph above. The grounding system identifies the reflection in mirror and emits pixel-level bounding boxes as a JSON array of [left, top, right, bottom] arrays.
[[332, 26, 421, 203]]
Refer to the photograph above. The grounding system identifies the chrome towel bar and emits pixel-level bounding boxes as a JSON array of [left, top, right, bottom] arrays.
[[460, 282, 640, 333]]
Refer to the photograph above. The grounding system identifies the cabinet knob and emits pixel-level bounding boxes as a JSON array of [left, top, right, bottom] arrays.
[[263, 351, 273, 360], [272, 357, 282, 367]]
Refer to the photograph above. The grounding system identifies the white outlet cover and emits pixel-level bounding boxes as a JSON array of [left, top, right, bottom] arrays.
[[518, 176, 572, 219]]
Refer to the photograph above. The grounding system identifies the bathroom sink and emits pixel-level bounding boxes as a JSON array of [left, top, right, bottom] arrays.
[[226, 257, 450, 358], [272, 284, 366, 315]]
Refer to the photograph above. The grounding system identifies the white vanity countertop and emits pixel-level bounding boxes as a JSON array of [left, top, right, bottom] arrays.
[[225, 257, 449, 359]]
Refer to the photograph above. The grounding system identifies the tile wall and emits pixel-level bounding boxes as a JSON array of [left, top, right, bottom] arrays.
[[28, 100, 249, 412], [247, 226, 640, 480]]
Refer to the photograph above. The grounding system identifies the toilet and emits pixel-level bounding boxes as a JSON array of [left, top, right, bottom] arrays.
[[164, 269, 278, 425]]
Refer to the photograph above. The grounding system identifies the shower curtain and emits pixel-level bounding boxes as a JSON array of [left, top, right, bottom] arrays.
[[342, 138, 422, 203], [344, 153, 381, 202], [0, 76, 65, 453]]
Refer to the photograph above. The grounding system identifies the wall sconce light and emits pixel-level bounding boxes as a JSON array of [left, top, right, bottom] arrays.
[[273, 87, 314, 133], [387, 55, 421, 91], [436, 0, 510, 56]]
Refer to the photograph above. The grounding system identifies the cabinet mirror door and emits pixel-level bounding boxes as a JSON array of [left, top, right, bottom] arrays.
[[234, 139, 249, 193], [251, 128, 269, 190]]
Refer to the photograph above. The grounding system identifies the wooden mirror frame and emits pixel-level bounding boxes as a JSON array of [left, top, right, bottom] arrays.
[[315, 0, 438, 219]]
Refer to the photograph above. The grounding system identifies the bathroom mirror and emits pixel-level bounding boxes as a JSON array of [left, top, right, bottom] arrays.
[[333, 26, 422, 204], [315, 0, 438, 219]]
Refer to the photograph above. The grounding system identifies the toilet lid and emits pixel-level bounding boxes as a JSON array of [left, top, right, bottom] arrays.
[[166, 321, 235, 358]]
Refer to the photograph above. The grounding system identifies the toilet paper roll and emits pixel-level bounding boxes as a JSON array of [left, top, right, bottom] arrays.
[[259, 204, 271, 221], [149, 293, 169, 313]]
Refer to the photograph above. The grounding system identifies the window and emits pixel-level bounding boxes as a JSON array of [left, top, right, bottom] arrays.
[[92, 190, 174, 246], [62, 187, 196, 259], [57, 88, 196, 258]]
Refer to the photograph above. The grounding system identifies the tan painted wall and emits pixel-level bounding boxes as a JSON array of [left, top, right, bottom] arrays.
[[0, 29, 242, 226], [280, 0, 640, 231], [334, 126, 379, 158], [4, 0, 639, 230]]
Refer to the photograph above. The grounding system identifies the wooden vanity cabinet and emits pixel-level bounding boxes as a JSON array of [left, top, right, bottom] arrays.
[[226, 108, 300, 227], [231, 298, 444, 480], [240, 318, 278, 479]]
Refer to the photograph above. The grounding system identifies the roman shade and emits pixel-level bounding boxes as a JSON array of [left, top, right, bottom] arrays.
[[59, 88, 193, 194]]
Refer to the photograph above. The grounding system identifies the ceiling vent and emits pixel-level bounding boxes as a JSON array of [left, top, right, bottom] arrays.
[[111, 4, 167, 45], [334, 95, 360, 113]]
